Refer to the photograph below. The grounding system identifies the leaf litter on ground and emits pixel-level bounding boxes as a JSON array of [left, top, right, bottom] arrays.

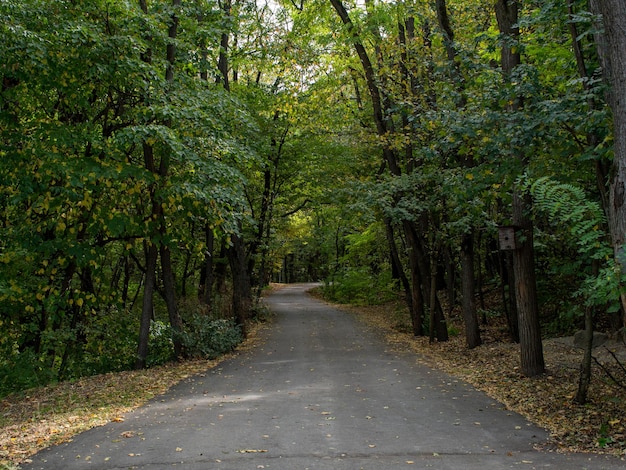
[[334, 298, 626, 458], [0, 321, 268, 469], [2, 288, 626, 467]]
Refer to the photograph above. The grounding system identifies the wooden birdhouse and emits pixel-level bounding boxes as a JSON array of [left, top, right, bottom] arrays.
[[498, 225, 517, 250]]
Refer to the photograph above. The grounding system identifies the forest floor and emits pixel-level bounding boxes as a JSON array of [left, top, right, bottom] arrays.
[[0, 323, 268, 470], [332, 297, 626, 458], [1, 288, 626, 469]]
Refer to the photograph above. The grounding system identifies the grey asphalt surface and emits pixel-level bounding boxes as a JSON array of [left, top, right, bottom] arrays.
[[22, 283, 624, 469]]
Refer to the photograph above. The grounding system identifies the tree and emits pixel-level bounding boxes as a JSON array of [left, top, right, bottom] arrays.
[[590, 0, 626, 329], [329, 0, 449, 340], [495, 0, 545, 377]]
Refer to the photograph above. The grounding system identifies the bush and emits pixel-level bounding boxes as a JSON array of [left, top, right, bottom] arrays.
[[146, 320, 175, 367], [178, 316, 243, 359], [323, 268, 398, 305], [0, 349, 56, 398]]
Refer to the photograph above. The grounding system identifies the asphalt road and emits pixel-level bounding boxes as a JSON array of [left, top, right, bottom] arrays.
[[22, 283, 624, 469]]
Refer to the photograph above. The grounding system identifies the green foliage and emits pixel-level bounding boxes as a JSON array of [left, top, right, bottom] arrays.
[[323, 268, 398, 306], [527, 176, 610, 260], [146, 321, 175, 368], [178, 316, 243, 360], [0, 0, 621, 400], [0, 349, 56, 398], [525, 176, 618, 313]]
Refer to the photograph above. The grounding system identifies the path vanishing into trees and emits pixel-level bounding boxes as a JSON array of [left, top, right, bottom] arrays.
[[22, 284, 624, 470]]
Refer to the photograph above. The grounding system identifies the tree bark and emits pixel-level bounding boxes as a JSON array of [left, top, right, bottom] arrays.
[[160, 0, 184, 358], [331, 0, 451, 339], [136, 241, 157, 369], [513, 191, 545, 376], [461, 232, 481, 348], [495, 0, 544, 376], [214, 3, 252, 334], [228, 233, 251, 336], [160, 245, 183, 358], [590, 0, 626, 329]]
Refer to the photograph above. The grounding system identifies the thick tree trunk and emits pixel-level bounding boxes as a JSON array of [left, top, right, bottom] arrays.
[[461, 232, 481, 348], [160, 0, 184, 359], [495, 0, 544, 376], [590, 0, 626, 329], [513, 191, 545, 376]]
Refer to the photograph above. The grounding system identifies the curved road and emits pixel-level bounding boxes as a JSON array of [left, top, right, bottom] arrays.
[[23, 283, 623, 469]]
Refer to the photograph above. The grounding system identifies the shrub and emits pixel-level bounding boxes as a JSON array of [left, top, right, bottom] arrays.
[[323, 268, 398, 305], [0, 349, 56, 398], [179, 316, 243, 359], [146, 320, 175, 367]]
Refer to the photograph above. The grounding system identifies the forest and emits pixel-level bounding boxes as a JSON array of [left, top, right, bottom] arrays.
[[1, 0, 626, 411]]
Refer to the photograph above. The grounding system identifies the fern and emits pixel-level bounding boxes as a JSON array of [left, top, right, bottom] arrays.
[[522, 176, 618, 309], [526, 176, 610, 260]]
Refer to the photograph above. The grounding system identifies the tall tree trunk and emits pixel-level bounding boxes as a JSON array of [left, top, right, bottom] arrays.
[[135, 0, 153, 371], [403, 221, 425, 336], [461, 232, 481, 348], [161, 245, 183, 358], [495, 0, 544, 376], [512, 190, 545, 376], [136, 0, 184, 367], [330, 0, 444, 338], [160, 0, 184, 358], [217, 0, 231, 90], [228, 233, 251, 336], [590, 0, 626, 330], [136, 241, 158, 369], [215, 2, 251, 334], [434, 0, 471, 345]]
